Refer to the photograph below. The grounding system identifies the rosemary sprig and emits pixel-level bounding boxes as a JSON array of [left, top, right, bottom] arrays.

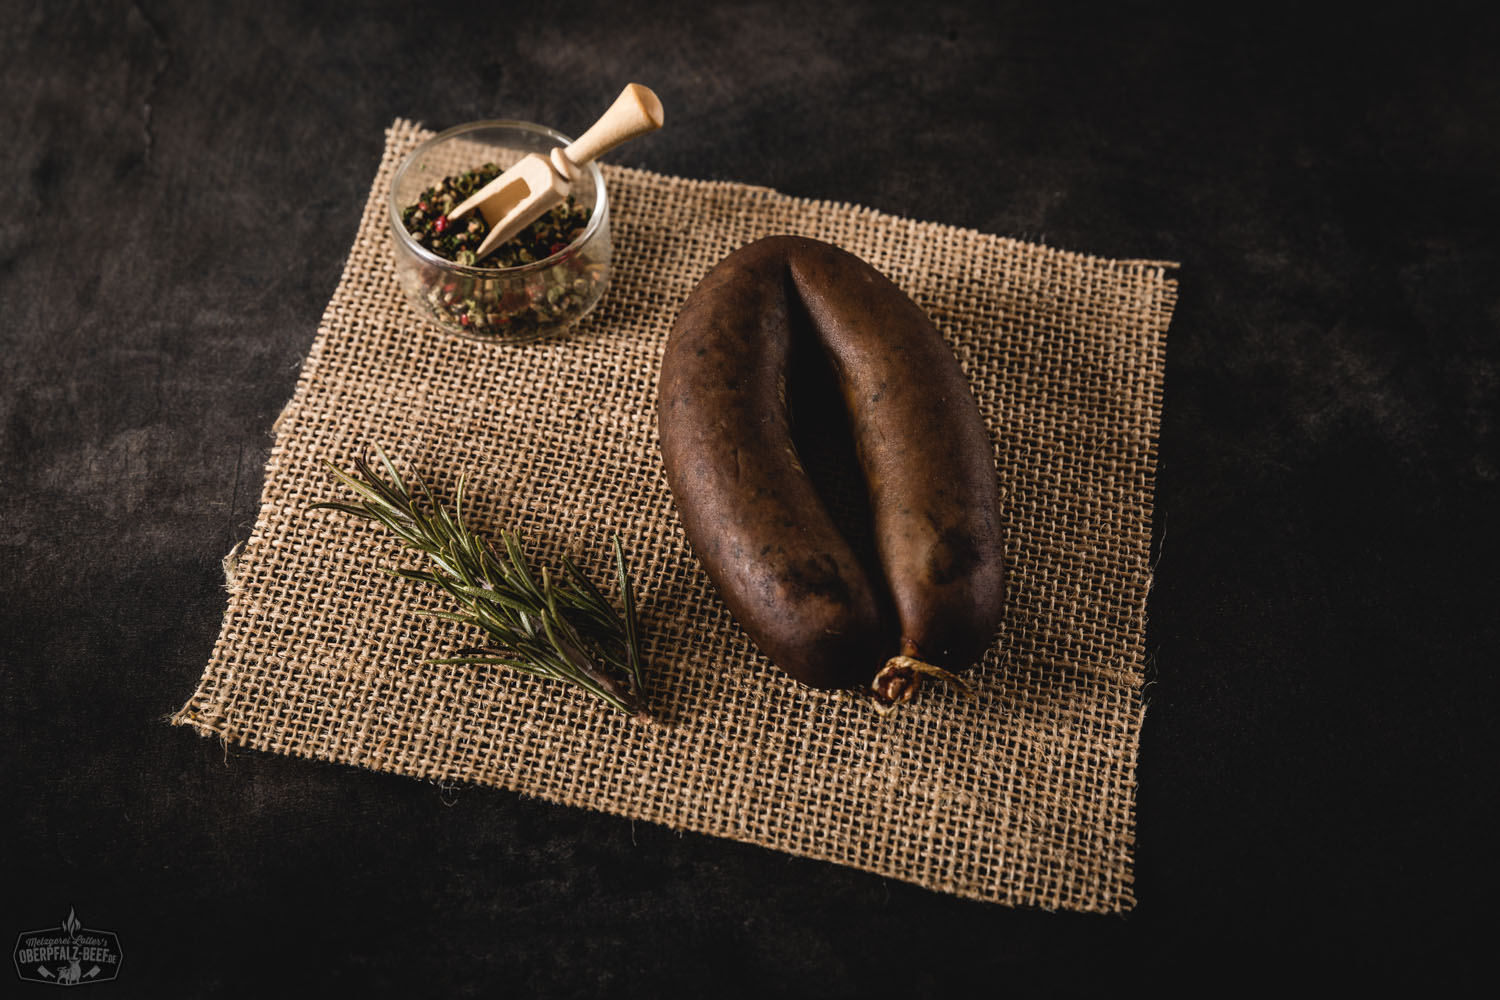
[[310, 449, 648, 719]]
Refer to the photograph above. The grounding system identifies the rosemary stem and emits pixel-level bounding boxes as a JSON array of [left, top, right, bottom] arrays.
[[311, 450, 648, 719]]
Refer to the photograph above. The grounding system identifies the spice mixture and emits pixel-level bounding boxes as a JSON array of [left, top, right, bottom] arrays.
[[398, 163, 601, 339], [401, 162, 591, 268]]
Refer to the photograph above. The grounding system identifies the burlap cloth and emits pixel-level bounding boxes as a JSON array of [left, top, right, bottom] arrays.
[[175, 118, 1177, 913]]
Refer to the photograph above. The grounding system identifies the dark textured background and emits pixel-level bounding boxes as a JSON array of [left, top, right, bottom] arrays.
[[3, 0, 1495, 993]]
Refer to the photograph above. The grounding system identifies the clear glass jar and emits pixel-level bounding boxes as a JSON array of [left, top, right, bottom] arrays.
[[388, 120, 611, 343]]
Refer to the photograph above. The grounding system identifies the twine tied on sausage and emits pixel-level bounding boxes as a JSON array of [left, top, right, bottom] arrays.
[[174, 118, 1177, 913]]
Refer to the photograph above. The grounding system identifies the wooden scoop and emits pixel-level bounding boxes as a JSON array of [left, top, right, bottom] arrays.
[[448, 83, 664, 262]]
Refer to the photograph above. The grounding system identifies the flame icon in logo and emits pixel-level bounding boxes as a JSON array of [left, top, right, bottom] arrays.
[[62, 909, 80, 938]]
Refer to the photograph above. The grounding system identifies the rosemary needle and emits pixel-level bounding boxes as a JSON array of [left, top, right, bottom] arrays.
[[310, 448, 649, 719]]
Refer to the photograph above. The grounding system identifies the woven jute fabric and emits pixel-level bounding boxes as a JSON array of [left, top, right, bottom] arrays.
[[175, 118, 1177, 912]]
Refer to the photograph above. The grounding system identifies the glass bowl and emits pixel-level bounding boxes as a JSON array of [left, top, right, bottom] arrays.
[[388, 120, 611, 342]]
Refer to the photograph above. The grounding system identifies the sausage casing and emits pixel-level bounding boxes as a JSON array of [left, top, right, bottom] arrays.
[[658, 236, 1005, 692]]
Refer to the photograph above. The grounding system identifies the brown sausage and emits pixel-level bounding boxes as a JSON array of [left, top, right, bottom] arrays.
[[658, 235, 1005, 698]]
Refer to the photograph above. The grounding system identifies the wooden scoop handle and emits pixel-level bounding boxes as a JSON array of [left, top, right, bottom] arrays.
[[557, 83, 664, 170]]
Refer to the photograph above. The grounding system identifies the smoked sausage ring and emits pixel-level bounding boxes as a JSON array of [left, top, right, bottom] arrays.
[[658, 236, 1005, 705]]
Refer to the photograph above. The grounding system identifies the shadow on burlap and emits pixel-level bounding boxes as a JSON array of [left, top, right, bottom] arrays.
[[175, 119, 1177, 913]]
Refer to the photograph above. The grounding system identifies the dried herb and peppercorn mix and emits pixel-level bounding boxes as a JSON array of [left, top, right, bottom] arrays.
[[400, 163, 595, 337]]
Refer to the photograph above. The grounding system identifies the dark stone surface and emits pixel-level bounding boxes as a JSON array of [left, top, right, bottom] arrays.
[[3, 0, 1494, 993]]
